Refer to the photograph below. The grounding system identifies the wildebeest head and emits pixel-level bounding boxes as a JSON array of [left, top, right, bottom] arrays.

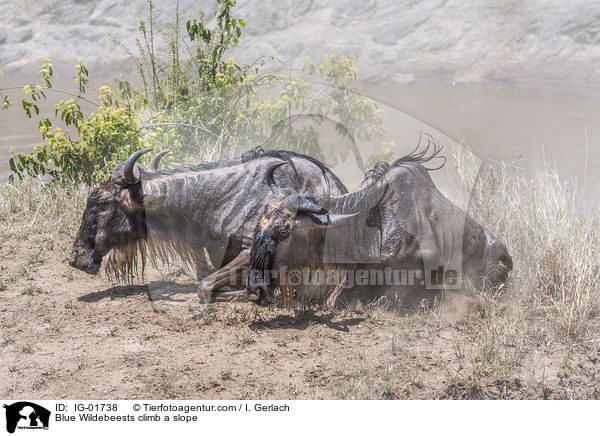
[[246, 193, 357, 304], [69, 148, 167, 275], [247, 157, 513, 305]]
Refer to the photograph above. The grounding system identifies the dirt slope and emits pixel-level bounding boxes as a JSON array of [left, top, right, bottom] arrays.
[[1, 229, 599, 400]]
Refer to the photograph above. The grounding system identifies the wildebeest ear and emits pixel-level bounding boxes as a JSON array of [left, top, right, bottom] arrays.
[[112, 147, 153, 185], [111, 162, 128, 186], [112, 163, 145, 187]]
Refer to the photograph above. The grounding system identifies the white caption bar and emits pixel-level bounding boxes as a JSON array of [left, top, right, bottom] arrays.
[[0, 399, 596, 436]]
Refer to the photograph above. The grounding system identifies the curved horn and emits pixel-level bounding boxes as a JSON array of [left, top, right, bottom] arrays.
[[308, 212, 359, 226], [297, 197, 328, 214], [148, 149, 170, 171], [319, 168, 330, 200], [124, 147, 153, 184], [266, 161, 291, 193]]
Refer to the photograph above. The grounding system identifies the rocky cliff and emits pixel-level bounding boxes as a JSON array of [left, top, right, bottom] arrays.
[[1, 0, 599, 85]]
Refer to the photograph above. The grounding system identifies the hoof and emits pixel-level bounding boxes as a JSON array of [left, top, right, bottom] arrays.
[[197, 285, 213, 304]]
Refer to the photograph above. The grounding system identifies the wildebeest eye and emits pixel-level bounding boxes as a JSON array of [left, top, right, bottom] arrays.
[[278, 223, 291, 239]]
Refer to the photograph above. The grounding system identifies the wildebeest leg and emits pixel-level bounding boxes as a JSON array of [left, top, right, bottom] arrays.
[[197, 249, 250, 301], [326, 272, 348, 308], [194, 248, 215, 281], [196, 239, 239, 282]]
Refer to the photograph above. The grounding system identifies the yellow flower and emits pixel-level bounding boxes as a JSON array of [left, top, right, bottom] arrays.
[[22, 85, 32, 94], [44, 58, 52, 63], [8, 147, 15, 154], [98, 85, 112, 100]]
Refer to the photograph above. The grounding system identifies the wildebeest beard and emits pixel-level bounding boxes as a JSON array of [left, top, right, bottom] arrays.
[[103, 239, 148, 282], [247, 221, 281, 305], [102, 220, 217, 283]]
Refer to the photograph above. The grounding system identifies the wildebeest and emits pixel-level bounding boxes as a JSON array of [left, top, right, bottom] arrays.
[[68, 147, 347, 299], [246, 143, 513, 307]]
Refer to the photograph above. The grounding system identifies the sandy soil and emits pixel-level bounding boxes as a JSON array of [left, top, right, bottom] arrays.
[[1, 229, 599, 400]]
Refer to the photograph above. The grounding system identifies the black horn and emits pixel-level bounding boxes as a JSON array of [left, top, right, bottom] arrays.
[[124, 147, 153, 184], [266, 161, 291, 192], [319, 167, 330, 200], [297, 197, 328, 214], [148, 150, 170, 171]]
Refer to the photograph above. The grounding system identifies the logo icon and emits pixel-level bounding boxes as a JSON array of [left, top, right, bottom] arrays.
[[3, 402, 50, 434]]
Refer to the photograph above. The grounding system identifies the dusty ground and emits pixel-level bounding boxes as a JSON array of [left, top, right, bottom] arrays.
[[1, 228, 600, 400]]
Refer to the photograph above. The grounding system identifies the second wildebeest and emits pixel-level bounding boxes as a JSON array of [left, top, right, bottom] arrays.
[[68, 147, 347, 300], [246, 143, 512, 308]]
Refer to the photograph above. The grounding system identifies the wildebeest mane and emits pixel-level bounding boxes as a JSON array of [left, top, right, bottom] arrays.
[[141, 146, 348, 195], [330, 135, 445, 214], [363, 133, 446, 184]]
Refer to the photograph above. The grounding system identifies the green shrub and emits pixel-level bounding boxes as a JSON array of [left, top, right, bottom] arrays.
[[1, 0, 384, 183], [3, 60, 150, 184]]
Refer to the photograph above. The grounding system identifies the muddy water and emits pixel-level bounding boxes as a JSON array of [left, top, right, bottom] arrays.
[[363, 81, 600, 206], [366, 82, 600, 180], [1, 74, 599, 201]]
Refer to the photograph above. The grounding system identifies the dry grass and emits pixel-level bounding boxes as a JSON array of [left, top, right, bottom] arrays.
[[0, 178, 89, 240], [455, 147, 600, 344]]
